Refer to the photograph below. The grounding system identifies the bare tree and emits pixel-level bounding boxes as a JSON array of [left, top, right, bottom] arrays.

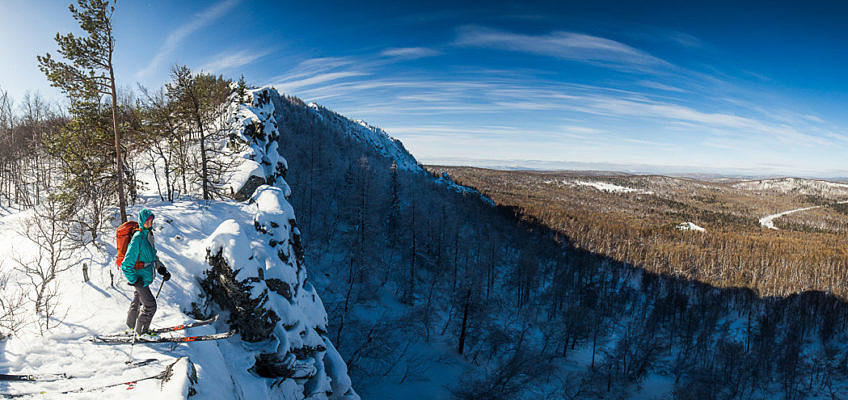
[[0, 267, 27, 338], [13, 196, 75, 334]]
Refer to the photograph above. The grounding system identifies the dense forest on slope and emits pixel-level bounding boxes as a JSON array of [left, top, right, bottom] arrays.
[[430, 167, 848, 300], [261, 92, 848, 399]]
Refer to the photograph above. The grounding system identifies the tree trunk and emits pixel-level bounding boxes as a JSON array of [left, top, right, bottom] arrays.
[[108, 36, 127, 222], [193, 103, 209, 200], [408, 193, 416, 304], [458, 289, 471, 354]]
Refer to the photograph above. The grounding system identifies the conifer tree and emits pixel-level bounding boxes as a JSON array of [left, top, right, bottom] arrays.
[[166, 66, 231, 200], [37, 0, 127, 222]]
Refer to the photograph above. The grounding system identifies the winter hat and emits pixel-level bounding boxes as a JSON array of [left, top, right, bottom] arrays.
[[138, 209, 155, 228]]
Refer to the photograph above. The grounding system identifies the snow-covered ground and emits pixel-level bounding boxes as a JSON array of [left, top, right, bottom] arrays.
[[0, 88, 356, 399], [758, 200, 848, 230], [0, 198, 251, 398], [759, 205, 822, 230], [571, 180, 653, 195], [677, 221, 706, 232]]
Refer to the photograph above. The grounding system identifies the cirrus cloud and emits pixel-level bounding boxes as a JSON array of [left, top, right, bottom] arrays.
[[454, 25, 672, 71]]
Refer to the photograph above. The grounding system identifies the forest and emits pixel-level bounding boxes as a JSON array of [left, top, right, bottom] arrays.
[[433, 167, 848, 300], [257, 94, 848, 399]]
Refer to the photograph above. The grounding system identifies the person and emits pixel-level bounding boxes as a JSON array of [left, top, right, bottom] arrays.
[[121, 208, 171, 336]]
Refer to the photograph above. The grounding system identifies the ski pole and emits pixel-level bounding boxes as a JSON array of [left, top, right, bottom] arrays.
[[155, 278, 165, 299]]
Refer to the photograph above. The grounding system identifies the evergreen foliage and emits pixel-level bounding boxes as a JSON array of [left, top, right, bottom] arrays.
[[200, 249, 280, 343], [37, 0, 128, 222], [165, 65, 233, 200]]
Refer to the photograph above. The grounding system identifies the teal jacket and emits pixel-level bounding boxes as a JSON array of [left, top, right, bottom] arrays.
[[121, 209, 158, 287]]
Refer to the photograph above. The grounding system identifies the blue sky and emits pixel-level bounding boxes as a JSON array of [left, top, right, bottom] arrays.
[[1, 0, 847, 176]]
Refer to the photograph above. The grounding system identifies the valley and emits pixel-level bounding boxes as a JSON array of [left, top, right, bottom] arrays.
[[429, 167, 848, 298]]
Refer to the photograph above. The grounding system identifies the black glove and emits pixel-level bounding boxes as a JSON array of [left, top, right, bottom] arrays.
[[157, 265, 170, 281]]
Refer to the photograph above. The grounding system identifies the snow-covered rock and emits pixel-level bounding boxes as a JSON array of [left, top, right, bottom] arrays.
[[196, 88, 358, 399]]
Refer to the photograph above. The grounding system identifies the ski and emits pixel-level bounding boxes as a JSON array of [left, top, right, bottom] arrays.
[[0, 370, 168, 398], [125, 357, 161, 367], [0, 373, 66, 382], [92, 330, 235, 344], [148, 314, 218, 334], [0, 358, 159, 382], [99, 315, 219, 338]]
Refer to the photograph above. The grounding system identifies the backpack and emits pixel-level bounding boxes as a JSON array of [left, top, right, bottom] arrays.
[[116, 221, 145, 270]]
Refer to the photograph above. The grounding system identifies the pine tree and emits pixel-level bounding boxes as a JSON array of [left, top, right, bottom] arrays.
[[37, 0, 128, 222], [166, 65, 231, 200]]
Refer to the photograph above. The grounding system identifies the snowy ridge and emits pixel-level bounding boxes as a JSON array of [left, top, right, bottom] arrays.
[[305, 101, 420, 172], [268, 88, 495, 209], [733, 177, 848, 199], [198, 88, 357, 399]]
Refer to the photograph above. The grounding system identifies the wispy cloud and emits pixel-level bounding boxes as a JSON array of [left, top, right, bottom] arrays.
[[570, 96, 831, 146], [253, 45, 842, 174], [667, 31, 704, 48], [380, 47, 441, 59], [559, 125, 604, 135], [454, 25, 671, 71], [136, 0, 241, 78], [273, 71, 369, 93], [637, 80, 687, 93], [199, 49, 272, 73], [265, 56, 369, 94]]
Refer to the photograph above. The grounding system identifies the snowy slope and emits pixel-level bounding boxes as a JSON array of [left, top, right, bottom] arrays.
[[0, 89, 358, 399], [733, 177, 848, 199], [305, 101, 420, 172], [436, 172, 495, 206]]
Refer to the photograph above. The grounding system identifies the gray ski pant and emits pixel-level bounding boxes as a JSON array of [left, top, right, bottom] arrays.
[[126, 280, 157, 333]]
